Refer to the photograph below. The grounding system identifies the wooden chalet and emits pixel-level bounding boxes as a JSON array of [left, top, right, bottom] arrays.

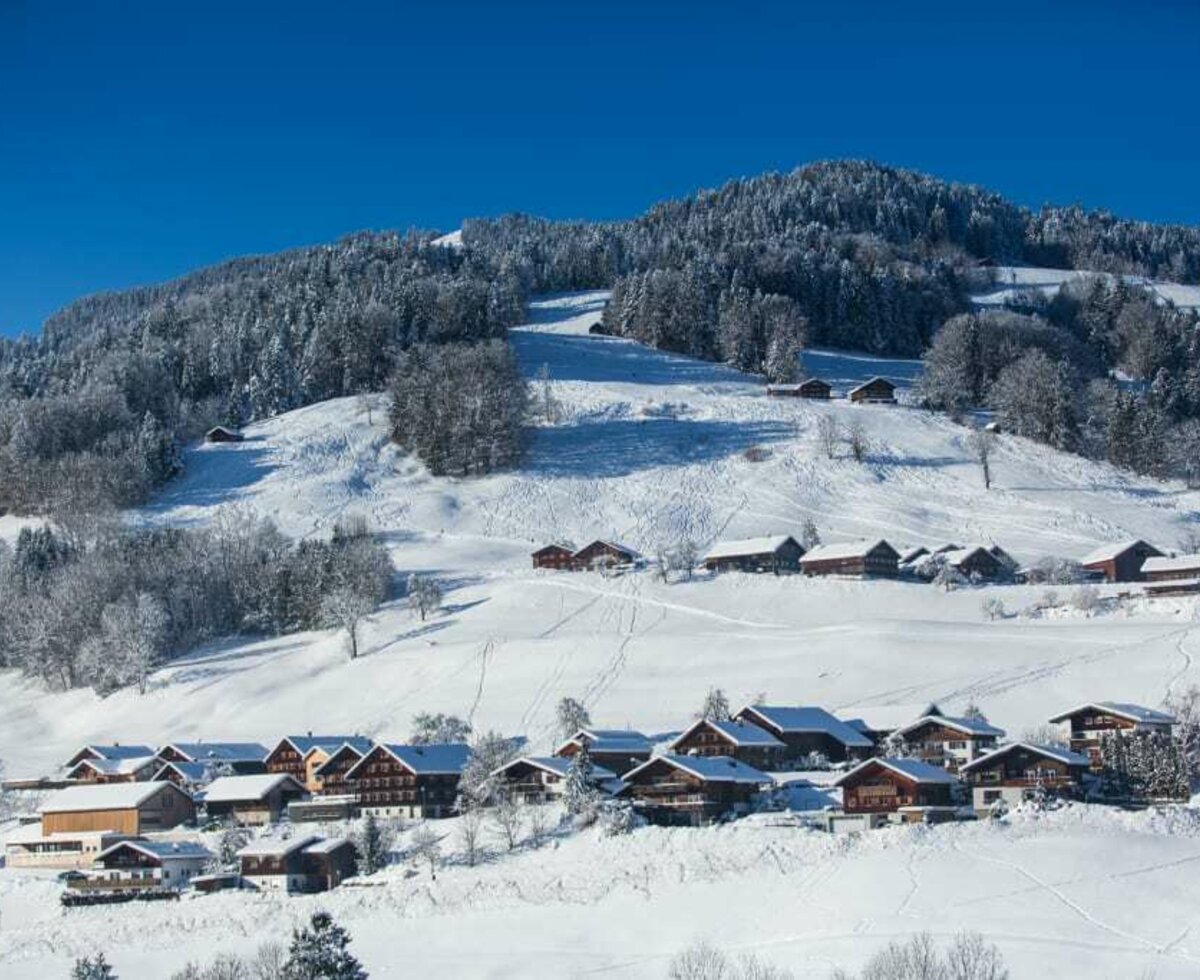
[[1047, 702, 1176, 770], [733, 705, 874, 764], [490, 756, 618, 804], [65, 755, 158, 784], [891, 714, 1005, 772], [669, 718, 785, 770], [152, 761, 213, 791], [531, 543, 578, 571], [838, 703, 943, 747], [573, 540, 641, 571], [1141, 554, 1200, 596], [701, 535, 805, 575], [40, 781, 195, 836], [264, 735, 372, 793], [76, 839, 211, 894], [960, 742, 1091, 812], [1079, 539, 1163, 583], [799, 540, 900, 578], [311, 739, 377, 799], [941, 545, 1008, 582], [766, 378, 831, 399], [834, 758, 958, 819], [155, 741, 269, 776], [201, 774, 309, 825], [238, 835, 357, 894], [848, 377, 897, 404], [619, 754, 770, 826], [554, 728, 653, 775], [343, 742, 470, 818], [64, 744, 155, 771], [205, 426, 244, 443]]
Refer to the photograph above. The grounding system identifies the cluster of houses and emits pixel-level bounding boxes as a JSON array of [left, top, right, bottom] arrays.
[[3, 697, 1183, 899], [765, 376, 898, 404], [1079, 539, 1200, 594]]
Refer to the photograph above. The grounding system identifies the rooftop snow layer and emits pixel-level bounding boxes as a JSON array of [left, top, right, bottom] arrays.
[[741, 705, 873, 748], [201, 774, 303, 802], [42, 781, 182, 813], [702, 536, 799, 561]]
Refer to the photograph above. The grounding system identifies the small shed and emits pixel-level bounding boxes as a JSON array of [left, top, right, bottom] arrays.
[[205, 426, 244, 443], [848, 377, 897, 404]]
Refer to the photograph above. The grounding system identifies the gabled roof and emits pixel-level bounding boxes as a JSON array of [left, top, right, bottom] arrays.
[[575, 540, 641, 559], [941, 545, 1001, 569], [1079, 539, 1161, 567], [671, 718, 785, 750], [737, 705, 873, 748], [302, 837, 354, 855], [1142, 555, 1200, 575], [274, 735, 373, 758], [556, 728, 652, 756], [800, 540, 897, 563], [153, 761, 211, 783], [1048, 701, 1176, 726], [72, 744, 155, 763], [98, 839, 211, 862], [849, 376, 896, 395], [624, 754, 771, 785], [42, 781, 187, 813], [68, 756, 157, 777], [492, 755, 618, 781], [160, 742, 270, 764], [312, 740, 377, 777], [532, 543, 575, 556], [839, 703, 942, 734], [834, 757, 959, 786], [959, 742, 1091, 772], [202, 774, 306, 803], [238, 834, 321, 858], [344, 742, 471, 780], [896, 714, 1006, 739], [702, 536, 802, 562]]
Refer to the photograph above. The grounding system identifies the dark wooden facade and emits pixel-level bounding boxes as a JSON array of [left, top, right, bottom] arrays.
[[573, 540, 638, 570], [895, 719, 999, 772], [963, 745, 1086, 799], [1143, 557, 1200, 583], [205, 426, 244, 443], [849, 377, 896, 404], [312, 744, 370, 799], [703, 538, 805, 575], [732, 707, 871, 764], [1050, 705, 1174, 769], [838, 761, 954, 814], [531, 544, 577, 570], [344, 746, 459, 817], [302, 841, 358, 890], [204, 782, 308, 826], [1081, 540, 1163, 583], [801, 541, 900, 578], [670, 720, 783, 770], [556, 737, 651, 776], [951, 548, 1006, 581], [767, 379, 831, 399], [621, 758, 763, 826]]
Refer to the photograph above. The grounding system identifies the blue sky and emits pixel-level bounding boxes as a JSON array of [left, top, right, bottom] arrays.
[[2, 0, 1198, 336]]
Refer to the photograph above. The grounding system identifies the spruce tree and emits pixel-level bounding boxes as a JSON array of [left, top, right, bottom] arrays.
[[71, 954, 117, 980], [283, 911, 368, 980], [563, 742, 598, 815]]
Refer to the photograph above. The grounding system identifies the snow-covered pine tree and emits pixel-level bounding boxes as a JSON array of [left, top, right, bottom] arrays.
[[563, 741, 599, 816], [283, 910, 368, 980], [354, 812, 392, 875], [71, 954, 117, 980], [800, 518, 821, 551]]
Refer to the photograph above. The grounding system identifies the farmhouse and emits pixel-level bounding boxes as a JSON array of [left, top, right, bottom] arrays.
[[156, 741, 269, 775], [78, 839, 211, 894], [555, 728, 653, 775], [834, 757, 959, 821], [848, 376, 897, 404], [1079, 539, 1163, 583], [1048, 702, 1176, 770], [40, 781, 195, 836], [891, 714, 1005, 771], [619, 754, 770, 826], [201, 774, 309, 825], [734, 705, 874, 764], [669, 718, 785, 770], [264, 735, 373, 792], [766, 378, 831, 398], [4, 825, 134, 870], [941, 545, 1009, 581], [64, 744, 156, 770], [65, 755, 158, 784], [205, 426, 244, 443], [839, 703, 943, 747], [311, 739, 377, 798], [531, 543, 577, 570], [800, 540, 900, 578], [1141, 554, 1200, 595], [960, 742, 1091, 812], [238, 835, 357, 894], [343, 742, 470, 818], [702, 535, 805, 574], [572, 540, 640, 570], [490, 756, 618, 804]]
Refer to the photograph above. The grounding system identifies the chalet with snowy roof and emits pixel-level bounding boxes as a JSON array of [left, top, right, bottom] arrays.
[[891, 714, 1005, 772], [311, 739, 377, 799], [848, 377, 897, 404], [1079, 539, 1163, 583], [1142, 554, 1200, 595], [619, 754, 771, 826], [238, 835, 357, 894], [201, 774, 309, 825], [264, 735, 373, 792], [701, 535, 805, 575], [669, 718, 785, 770], [940, 545, 1009, 582], [766, 378, 831, 398], [152, 761, 213, 791], [205, 425, 244, 443], [531, 543, 578, 571], [554, 728, 653, 775], [65, 754, 158, 784], [1048, 702, 1176, 770], [343, 742, 470, 818], [833, 758, 959, 822], [64, 744, 156, 771], [155, 741, 269, 775], [573, 540, 641, 571], [799, 540, 900, 578], [40, 781, 194, 836], [960, 743, 1091, 812], [76, 839, 211, 894], [734, 705, 873, 764], [490, 756, 619, 804], [839, 703, 943, 746]]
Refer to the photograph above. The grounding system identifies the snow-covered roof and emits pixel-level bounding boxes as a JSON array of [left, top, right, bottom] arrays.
[[302, 837, 353, 855], [74, 744, 155, 762], [577, 540, 641, 559], [960, 742, 1091, 772], [1047, 702, 1176, 726], [153, 761, 211, 782], [834, 757, 959, 786], [202, 774, 306, 803], [559, 728, 652, 756], [738, 705, 873, 748], [346, 742, 471, 779], [702, 536, 801, 561], [277, 735, 372, 757], [625, 754, 771, 785], [161, 742, 270, 763], [839, 703, 942, 734], [1142, 555, 1200, 575], [941, 546, 997, 569], [800, 540, 894, 563], [899, 546, 930, 565], [42, 781, 185, 813], [69, 756, 157, 777], [238, 835, 321, 858], [848, 376, 895, 395], [1079, 539, 1159, 566], [312, 740, 376, 775], [671, 718, 785, 749], [493, 756, 617, 781], [98, 839, 211, 862], [896, 714, 1006, 738]]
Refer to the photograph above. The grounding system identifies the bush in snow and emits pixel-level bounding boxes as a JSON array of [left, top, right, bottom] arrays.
[[668, 941, 794, 980], [816, 415, 841, 460], [829, 931, 1008, 980], [72, 955, 117, 980], [353, 812, 394, 876], [489, 790, 526, 850], [207, 823, 251, 873], [800, 517, 821, 550], [597, 799, 642, 837], [1072, 584, 1101, 614], [408, 826, 442, 880], [455, 805, 486, 867], [981, 597, 1006, 621], [846, 417, 870, 462], [457, 730, 521, 808], [282, 910, 368, 980], [1162, 684, 1200, 787]]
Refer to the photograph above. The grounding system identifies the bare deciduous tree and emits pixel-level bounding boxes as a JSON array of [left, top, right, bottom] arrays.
[[816, 415, 842, 459], [969, 426, 997, 489]]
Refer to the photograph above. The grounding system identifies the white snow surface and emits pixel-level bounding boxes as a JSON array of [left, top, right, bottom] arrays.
[[4, 290, 1200, 977], [972, 265, 1200, 311]]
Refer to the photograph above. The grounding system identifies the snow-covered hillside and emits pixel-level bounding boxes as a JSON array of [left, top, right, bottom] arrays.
[[3, 292, 1200, 978], [972, 265, 1200, 311]]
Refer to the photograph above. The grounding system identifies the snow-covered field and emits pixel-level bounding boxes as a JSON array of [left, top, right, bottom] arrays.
[[3, 291, 1200, 977], [972, 265, 1200, 311]]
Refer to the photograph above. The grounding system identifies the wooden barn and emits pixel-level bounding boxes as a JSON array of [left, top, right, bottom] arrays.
[[1048, 701, 1175, 770], [834, 757, 958, 817], [766, 378, 831, 399], [702, 535, 805, 574], [1079, 539, 1163, 583], [960, 742, 1090, 812], [264, 735, 373, 793], [40, 781, 195, 836], [490, 756, 618, 804], [734, 704, 874, 764], [799, 540, 900, 578], [343, 742, 470, 818], [848, 377, 897, 404], [619, 754, 770, 826], [891, 714, 1005, 772], [1141, 554, 1200, 584], [941, 546, 1009, 582], [572, 540, 641, 571], [205, 426, 244, 443], [201, 774, 309, 825], [554, 728, 653, 775], [531, 544, 578, 571], [669, 718, 785, 770]]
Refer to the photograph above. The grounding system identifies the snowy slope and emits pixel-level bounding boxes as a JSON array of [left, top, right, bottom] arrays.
[[972, 265, 1200, 311], [3, 291, 1200, 978]]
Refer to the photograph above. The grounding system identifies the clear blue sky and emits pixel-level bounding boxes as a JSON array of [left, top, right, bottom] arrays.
[[2, 0, 1198, 336]]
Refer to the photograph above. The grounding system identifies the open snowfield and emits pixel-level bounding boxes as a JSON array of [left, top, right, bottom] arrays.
[[3, 291, 1200, 977], [972, 265, 1200, 311]]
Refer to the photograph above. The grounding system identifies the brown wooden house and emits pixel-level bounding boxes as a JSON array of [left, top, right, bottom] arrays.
[[669, 718, 785, 770], [40, 781, 195, 836], [64, 744, 156, 771], [733, 705, 874, 764], [799, 540, 900, 578], [766, 379, 831, 399], [960, 742, 1091, 812], [572, 540, 641, 571], [532, 544, 578, 570], [65, 755, 158, 784], [311, 740, 376, 799], [238, 835, 357, 894], [554, 728, 653, 775], [848, 377, 897, 404], [942, 546, 1008, 582], [1047, 702, 1176, 770], [205, 426, 244, 443], [619, 754, 770, 826], [343, 742, 470, 818], [1079, 539, 1163, 583], [155, 742, 268, 775], [201, 774, 309, 825], [82, 839, 212, 894], [490, 756, 618, 804], [1141, 554, 1200, 587], [891, 714, 1005, 772], [264, 735, 372, 792], [701, 535, 805, 575], [834, 757, 958, 817]]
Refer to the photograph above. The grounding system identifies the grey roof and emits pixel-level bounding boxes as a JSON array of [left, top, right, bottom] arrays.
[[493, 755, 618, 781], [1048, 702, 1176, 726], [897, 714, 1006, 739], [848, 376, 895, 395], [626, 754, 771, 785], [1142, 555, 1200, 575], [960, 742, 1092, 772], [42, 781, 185, 813], [835, 757, 959, 786], [346, 742, 471, 779], [76, 744, 155, 762], [161, 742, 270, 763], [202, 774, 306, 803], [739, 705, 873, 748], [98, 839, 211, 862], [279, 735, 373, 757], [302, 837, 354, 855]]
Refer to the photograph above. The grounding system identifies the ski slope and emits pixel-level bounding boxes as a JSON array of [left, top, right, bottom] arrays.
[[3, 291, 1200, 978]]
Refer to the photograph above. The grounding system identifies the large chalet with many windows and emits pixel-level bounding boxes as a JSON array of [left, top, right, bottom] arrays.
[[1048, 702, 1175, 770], [960, 742, 1091, 812], [343, 742, 470, 818], [619, 754, 771, 826], [264, 735, 372, 792], [669, 718, 785, 770], [891, 714, 1005, 771], [310, 739, 377, 799], [799, 540, 900, 578], [733, 705, 873, 764]]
